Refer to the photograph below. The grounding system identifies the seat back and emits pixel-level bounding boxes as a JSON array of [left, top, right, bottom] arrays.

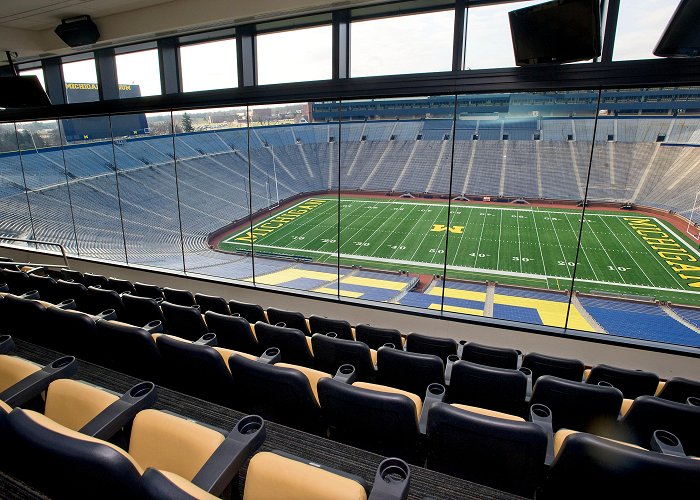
[[44, 307, 98, 360], [83, 273, 110, 289], [253, 322, 313, 367], [620, 396, 700, 456], [194, 293, 230, 315], [587, 364, 659, 399], [54, 280, 90, 311], [6, 408, 145, 499], [1, 294, 48, 343], [133, 282, 164, 300], [317, 378, 421, 462], [449, 361, 527, 417], [161, 301, 208, 341], [26, 274, 58, 303], [376, 347, 445, 397], [355, 324, 403, 350], [405, 332, 457, 363], [311, 334, 375, 381], [522, 352, 585, 383], [230, 356, 326, 433], [530, 375, 623, 433], [657, 377, 700, 404], [155, 335, 234, 407], [427, 403, 547, 498], [122, 294, 165, 327], [0, 269, 32, 294], [60, 269, 85, 283], [87, 286, 125, 318], [95, 320, 161, 381], [266, 307, 309, 334], [162, 287, 196, 307], [308, 315, 353, 341], [205, 311, 260, 355], [461, 342, 519, 370], [228, 299, 266, 324], [107, 277, 136, 294], [545, 432, 700, 499]]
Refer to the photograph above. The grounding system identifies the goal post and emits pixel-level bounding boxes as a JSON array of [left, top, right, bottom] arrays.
[[685, 192, 700, 241]]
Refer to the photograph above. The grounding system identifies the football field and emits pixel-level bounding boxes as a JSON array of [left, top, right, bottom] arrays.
[[219, 197, 700, 305]]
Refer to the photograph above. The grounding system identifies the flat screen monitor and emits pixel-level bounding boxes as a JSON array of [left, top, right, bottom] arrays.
[[0, 75, 51, 108], [509, 0, 601, 66], [654, 0, 700, 58]]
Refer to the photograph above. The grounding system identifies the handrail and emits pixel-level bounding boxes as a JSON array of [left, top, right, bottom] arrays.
[[0, 237, 69, 268]]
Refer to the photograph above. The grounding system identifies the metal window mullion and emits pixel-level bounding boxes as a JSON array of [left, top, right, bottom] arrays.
[[158, 38, 181, 95], [108, 115, 130, 265], [42, 58, 66, 105], [333, 10, 350, 80], [600, 0, 620, 63], [13, 123, 38, 250], [237, 24, 257, 87], [453, 0, 467, 72], [440, 95, 459, 314], [95, 48, 119, 101]]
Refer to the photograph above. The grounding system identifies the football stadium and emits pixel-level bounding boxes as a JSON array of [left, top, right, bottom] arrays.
[[0, 0, 699, 498]]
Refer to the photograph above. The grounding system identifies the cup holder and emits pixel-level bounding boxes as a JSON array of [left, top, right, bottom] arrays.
[[51, 356, 75, 369], [232, 312, 241, 317], [236, 415, 264, 435], [21, 290, 40, 300], [687, 396, 700, 407], [275, 322, 286, 328], [99, 308, 116, 319], [378, 458, 409, 484], [427, 383, 445, 397], [531, 403, 551, 420], [0, 283, 8, 292], [326, 332, 337, 338], [597, 381, 614, 388], [265, 347, 280, 357], [129, 381, 155, 398], [519, 367, 532, 376], [202, 333, 216, 341], [651, 429, 686, 457], [340, 364, 354, 375], [57, 299, 76, 310], [335, 364, 357, 384], [447, 354, 459, 363], [193, 304, 201, 310], [383, 343, 395, 349], [155, 297, 164, 304], [458, 340, 467, 346], [655, 430, 679, 447], [0, 334, 10, 343]]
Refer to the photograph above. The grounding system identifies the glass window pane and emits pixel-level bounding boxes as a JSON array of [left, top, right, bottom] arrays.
[[337, 97, 453, 310], [57, 117, 126, 263], [257, 25, 332, 85], [442, 91, 595, 328], [180, 39, 238, 92], [351, 10, 455, 77], [172, 107, 253, 281], [62, 58, 99, 103], [0, 123, 34, 252], [16, 120, 78, 254], [613, 0, 681, 61], [247, 102, 340, 295], [573, 87, 700, 349], [112, 112, 184, 271], [19, 68, 46, 91], [116, 48, 162, 97], [464, 1, 549, 70]]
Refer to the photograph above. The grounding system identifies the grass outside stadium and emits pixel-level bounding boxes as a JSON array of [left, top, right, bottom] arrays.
[[213, 194, 700, 306]]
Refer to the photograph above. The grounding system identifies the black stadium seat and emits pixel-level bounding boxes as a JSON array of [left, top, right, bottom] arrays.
[[44, 307, 99, 361], [521, 351, 585, 383], [60, 269, 84, 283], [427, 403, 547, 498], [228, 299, 267, 324], [376, 346, 445, 397], [461, 342, 519, 370], [160, 301, 208, 341], [253, 322, 314, 367], [194, 293, 230, 315], [95, 320, 162, 381], [204, 311, 261, 355], [0, 294, 50, 344], [0, 269, 32, 295], [530, 375, 623, 434], [107, 277, 136, 295], [133, 282, 164, 300], [310, 333, 376, 381], [0, 353, 78, 407], [87, 286, 125, 318], [26, 274, 59, 303], [53, 279, 90, 311], [448, 360, 528, 417], [586, 364, 660, 399], [122, 293, 165, 328], [266, 307, 310, 335], [308, 315, 354, 340], [355, 323, 403, 350], [162, 286, 197, 307], [656, 376, 700, 404], [405, 332, 457, 363], [83, 272, 110, 289]]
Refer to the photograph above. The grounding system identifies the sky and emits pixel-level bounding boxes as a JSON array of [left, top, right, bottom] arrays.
[[19, 0, 682, 101]]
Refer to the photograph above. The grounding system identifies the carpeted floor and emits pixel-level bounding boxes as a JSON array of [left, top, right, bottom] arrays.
[[3, 339, 524, 500]]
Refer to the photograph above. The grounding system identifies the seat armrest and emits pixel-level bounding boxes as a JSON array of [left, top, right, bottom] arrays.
[[444, 354, 459, 385], [56, 299, 76, 310], [0, 356, 78, 407], [194, 333, 217, 346], [0, 335, 15, 355], [20, 290, 40, 300], [651, 429, 686, 457], [95, 309, 117, 321], [529, 403, 554, 465], [333, 364, 357, 384], [143, 320, 163, 333], [0, 283, 9, 292], [519, 367, 533, 399], [419, 383, 446, 434], [191, 415, 266, 496], [24, 267, 45, 275], [79, 381, 157, 440], [257, 347, 281, 364], [368, 458, 411, 500]]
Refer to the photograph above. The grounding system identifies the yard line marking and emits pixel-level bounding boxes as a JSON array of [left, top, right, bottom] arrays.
[[599, 215, 658, 287], [473, 209, 489, 268], [385, 205, 425, 260], [497, 209, 503, 270], [368, 203, 420, 258], [408, 205, 448, 263], [515, 208, 523, 273], [561, 212, 599, 281], [530, 209, 550, 278], [545, 211, 572, 279], [580, 214, 627, 284], [450, 205, 475, 268]]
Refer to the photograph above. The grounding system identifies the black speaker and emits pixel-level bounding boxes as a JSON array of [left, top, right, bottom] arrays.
[[55, 16, 100, 48], [654, 0, 700, 58]]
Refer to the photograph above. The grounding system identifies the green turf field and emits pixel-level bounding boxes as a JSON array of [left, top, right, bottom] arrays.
[[218, 197, 700, 305]]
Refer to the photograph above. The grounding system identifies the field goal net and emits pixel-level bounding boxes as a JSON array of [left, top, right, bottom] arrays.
[[685, 192, 700, 241]]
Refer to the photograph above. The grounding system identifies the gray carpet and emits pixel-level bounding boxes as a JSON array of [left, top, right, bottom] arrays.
[[4, 339, 524, 500]]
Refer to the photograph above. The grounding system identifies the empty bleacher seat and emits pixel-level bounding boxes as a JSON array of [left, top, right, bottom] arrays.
[[0, 352, 78, 407], [26, 274, 59, 303], [376, 347, 445, 397], [44, 307, 99, 361], [253, 322, 314, 367], [586, 364, 660, 399], [87, 286, 125, 318], [461, 342, 519, 370], [448, 361, 528, 417], [0, 294, 50, 344], [83, 273, 110, 289], [355, 323, 403, 350], [426, 403, 547, 498], [405, 332, 457, 363], [95, 320, 162, 381], [521, 352, 585, 383], [204, 311, 261, 355], [122, 294, 166, 328], [194, 293, 230, 315], [60, 269, 84, 283], [161, 301, 208, 341], [308, 315, 354, 341], [266, 307, 310, 335], [107, 277, 136, 295], [228, 299, 267, 324], [53, 279, 91, 312], [162, 287, 197, 307], [656, 377, 700, 404], [310, 334, 376, 382], [0, 269, 32, 295], [133, 282, 164, 300]]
